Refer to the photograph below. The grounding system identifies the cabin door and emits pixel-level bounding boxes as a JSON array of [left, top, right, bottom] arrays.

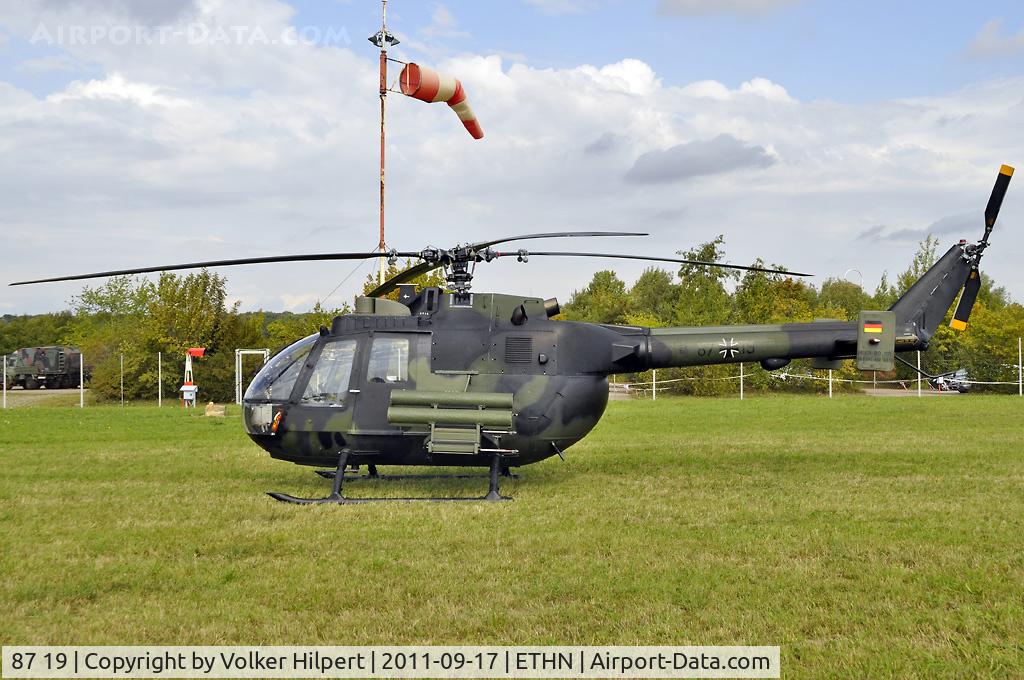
[[352, 331, 430, 435]]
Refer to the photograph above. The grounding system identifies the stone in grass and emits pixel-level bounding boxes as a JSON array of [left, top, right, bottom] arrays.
[[204, 402, 226, 417]]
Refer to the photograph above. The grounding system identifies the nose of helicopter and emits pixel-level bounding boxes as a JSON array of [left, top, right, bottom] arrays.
[[241, 333, 319, 435]]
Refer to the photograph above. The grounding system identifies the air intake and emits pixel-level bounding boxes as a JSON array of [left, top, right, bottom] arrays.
[[504, 337, 533, 363]]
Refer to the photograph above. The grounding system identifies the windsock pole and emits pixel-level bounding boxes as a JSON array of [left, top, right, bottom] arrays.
[[369, 1, 400, 285], [377, 0, 387, 286]]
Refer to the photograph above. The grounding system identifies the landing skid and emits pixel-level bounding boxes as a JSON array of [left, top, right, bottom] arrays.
[[314, 466, 519, 481], [268, 452, 514, 504]]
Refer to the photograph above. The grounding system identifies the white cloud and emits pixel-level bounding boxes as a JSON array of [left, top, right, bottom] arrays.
[[49, 72, 191, 107], [34, 0, 200, 24], [589, 59, 660, 96], [15, 53, 85, 74], [656, 0, 797, 17], [968, 19, 1024, 58], [419, 4, 470, 39], [523, 0, 607, 15], [0, 0, 1022, 315]]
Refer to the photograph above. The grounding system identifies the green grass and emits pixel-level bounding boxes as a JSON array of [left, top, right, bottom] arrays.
[[1, 396, 1023, 678]]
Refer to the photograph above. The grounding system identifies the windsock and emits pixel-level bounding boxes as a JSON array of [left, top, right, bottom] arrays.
[[399, 63, 484, 140]]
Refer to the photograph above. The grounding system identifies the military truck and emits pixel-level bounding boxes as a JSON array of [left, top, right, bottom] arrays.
[[3, 346, 83, 390]]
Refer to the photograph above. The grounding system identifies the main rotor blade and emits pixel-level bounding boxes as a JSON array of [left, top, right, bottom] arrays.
[[509, 251, 812, 277], [470, 231, 647, 250], [984, 164, 1014, 236], [367, 261, 440, 298], [9, 251, 422, 286]]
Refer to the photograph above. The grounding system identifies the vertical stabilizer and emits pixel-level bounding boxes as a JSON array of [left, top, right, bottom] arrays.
[[888, 243, 973, 345], [890, 165, 1012, 346]]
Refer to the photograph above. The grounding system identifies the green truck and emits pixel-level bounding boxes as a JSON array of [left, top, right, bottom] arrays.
[[3, 346, 84, 390]]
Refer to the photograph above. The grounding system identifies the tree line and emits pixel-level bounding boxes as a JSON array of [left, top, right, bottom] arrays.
[[1, 239, 1020, 400]]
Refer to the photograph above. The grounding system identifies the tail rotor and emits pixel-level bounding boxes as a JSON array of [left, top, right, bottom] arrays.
[[950, 164, 1014, 331]]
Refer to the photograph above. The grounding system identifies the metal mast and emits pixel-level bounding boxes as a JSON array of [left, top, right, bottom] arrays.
[[369, 1, 399, 285]]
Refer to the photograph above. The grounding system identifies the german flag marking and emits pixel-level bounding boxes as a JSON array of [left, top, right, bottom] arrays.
[[1000, 164, 1014, 177], [951, 319, 968, 331], [863, 322, 883, 334]]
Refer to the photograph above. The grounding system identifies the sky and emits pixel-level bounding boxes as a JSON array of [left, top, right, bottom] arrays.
[[1, 0, 1023, 315]]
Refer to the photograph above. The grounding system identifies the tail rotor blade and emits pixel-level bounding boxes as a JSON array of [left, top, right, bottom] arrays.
[[983, 164, 1014, 242], [950, 269, 982, 331]]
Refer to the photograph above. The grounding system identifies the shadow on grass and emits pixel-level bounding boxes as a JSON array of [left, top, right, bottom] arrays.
[[259, 459, 581, 502]]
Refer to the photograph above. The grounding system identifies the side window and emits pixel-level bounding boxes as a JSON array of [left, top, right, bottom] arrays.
[[367, 336, 410, 383], [301, 339, 358, 406]]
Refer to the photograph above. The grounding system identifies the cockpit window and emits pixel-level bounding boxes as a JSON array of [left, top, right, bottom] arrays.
[[244, 333, 317, 402], [367, 336, 410, 383], [301, 339, 358, 406]]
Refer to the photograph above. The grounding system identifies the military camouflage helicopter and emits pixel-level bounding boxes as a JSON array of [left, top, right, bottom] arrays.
[[11, 166, 1013, 504]]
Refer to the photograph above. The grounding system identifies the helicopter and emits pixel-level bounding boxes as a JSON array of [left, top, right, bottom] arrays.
[[11, 165, 1013, 504], [928, 368, 971, 393]]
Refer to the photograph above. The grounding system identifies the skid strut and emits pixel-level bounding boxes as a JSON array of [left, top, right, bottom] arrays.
[[268, 452, 514, 504]]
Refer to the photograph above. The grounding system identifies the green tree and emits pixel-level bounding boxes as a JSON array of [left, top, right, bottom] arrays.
[[672, 235, 736, 326], [895, 235, 940, 296], [955, 302, 1024, 390], [0, 312, 76, 355], [627, 268, 678, 323], [733, 262, 815, 325], [67, 271, 273, 402], [266, 302, 347, 350], [650, 237, 739, 395], [561, 270, 629, 324], [872, 271, 899, 309], [64, 276, 153, 399], [817, 278, 873, 321]]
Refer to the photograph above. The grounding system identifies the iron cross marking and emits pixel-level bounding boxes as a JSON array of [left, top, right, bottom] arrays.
[[719, 337, 739, 358]]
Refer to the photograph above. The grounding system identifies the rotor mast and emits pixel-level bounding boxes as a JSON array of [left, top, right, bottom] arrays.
[[369, 0, 398, 285]]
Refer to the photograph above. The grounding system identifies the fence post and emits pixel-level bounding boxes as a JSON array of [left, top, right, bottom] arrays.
[[740, 362, 744, 400], [2, 358, 6, 409], [921, 350, 929, 399], [158, 352, 162, 407], [79, 354, 84, 409], [828, 369, 833, 399], [120, 353, 124, 407], [652, 369, 657, 401], [1018, 337, 1022, 397]]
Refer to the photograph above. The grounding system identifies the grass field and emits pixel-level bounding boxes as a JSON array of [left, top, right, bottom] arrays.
[[1, 396, 1023, 678]]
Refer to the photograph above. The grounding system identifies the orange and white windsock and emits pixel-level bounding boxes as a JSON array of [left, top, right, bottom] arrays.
[[399, 63, 484, 140]]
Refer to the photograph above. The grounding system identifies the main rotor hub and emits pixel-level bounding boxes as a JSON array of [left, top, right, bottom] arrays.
[[429, 244, 496, 294]]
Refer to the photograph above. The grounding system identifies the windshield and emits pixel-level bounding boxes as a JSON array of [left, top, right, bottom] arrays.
[[244, 333, 317, 402]]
